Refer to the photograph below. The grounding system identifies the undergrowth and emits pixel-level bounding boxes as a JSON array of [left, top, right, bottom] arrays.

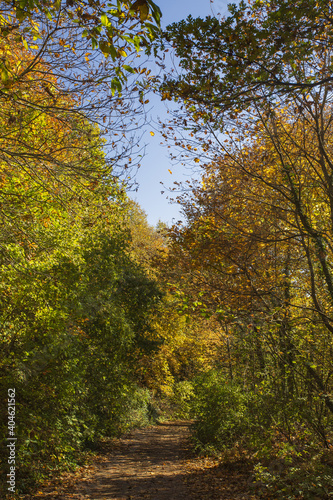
[[190, 369, 333, 499]]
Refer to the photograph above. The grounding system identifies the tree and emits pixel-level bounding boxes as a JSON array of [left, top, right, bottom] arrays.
[[160, 1, 333, 111], [1, 0, 161, 87], [0, 38, 168, 493], [0, 0, 162, 206], [157, 1, 333, 415], [0, 114, 166, 494], [163, 113, 333, 452], [157, 11, 333, 449], [126, 201, 167, 277]]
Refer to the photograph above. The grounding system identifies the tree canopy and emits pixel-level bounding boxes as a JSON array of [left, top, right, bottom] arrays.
[[161, 0, 333, 111]]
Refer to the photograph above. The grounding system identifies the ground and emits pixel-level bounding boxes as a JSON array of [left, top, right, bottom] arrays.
[[30, 421, 259, 500]]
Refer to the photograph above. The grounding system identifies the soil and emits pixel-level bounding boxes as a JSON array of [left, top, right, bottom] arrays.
[[32, 421, 259, 500]]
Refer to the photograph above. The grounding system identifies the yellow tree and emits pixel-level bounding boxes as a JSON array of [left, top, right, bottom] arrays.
[[0, 0, 162, 200], [163, 91, 333, 442]]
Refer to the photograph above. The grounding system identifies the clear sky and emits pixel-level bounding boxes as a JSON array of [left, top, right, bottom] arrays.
[[129, 0, 232, 227]]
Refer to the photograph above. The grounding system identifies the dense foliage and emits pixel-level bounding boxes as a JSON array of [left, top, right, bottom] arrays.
[[0, 5, 168, 495], [0, 8, 220, 496], [157, 1, 333, 498], [2, 1, 333, 499]]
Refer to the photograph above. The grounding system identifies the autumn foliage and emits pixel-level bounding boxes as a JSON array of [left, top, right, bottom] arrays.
[[2, 1, 333, 499], [156, 2, 333, 498]]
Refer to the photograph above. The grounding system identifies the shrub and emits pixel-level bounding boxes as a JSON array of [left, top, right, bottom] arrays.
[[192, 371, 251, 452], [169, 380, 195, 419], [254, 458, 333, 499]]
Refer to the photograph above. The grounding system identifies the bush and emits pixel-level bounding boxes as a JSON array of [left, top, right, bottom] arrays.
[[254, 458, 333, 499], [192, 371, 251, 452], [191, 370, 333, 498], [169, 380, 195, 419], [118, 386, 156, 430]]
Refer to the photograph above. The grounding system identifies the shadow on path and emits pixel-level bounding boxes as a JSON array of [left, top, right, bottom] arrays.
[[37, 421, 258, 500], [68, 421, 191, 500]]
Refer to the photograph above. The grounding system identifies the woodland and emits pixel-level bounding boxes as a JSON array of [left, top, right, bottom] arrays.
[[0, 0, 333, 499]]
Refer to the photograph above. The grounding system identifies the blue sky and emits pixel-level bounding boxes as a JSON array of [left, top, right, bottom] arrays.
[[129, 0, 232, 227]]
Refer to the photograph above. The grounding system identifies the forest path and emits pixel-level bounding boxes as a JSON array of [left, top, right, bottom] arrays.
[[68, 421, 190, 500], [36, 421, 258, 500]]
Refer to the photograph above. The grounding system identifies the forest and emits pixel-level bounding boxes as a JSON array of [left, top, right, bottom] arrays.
[[0, 0, 333, 499]]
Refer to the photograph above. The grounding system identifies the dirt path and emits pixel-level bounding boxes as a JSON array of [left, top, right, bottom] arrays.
[[65, 421, 191, 500], [35, 421, 258, 500]]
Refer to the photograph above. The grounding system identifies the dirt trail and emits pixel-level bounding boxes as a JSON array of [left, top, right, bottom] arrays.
[[66, 421, 191, 500], [37, 421, 258, 500]]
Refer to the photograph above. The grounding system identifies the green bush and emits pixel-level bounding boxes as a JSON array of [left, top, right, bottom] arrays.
[[169, 380, 195, 419], [118, 386, 154, 431], [191, 370, 333, 498], [192, 371, 251, 452], [254, 459, 333, 499]]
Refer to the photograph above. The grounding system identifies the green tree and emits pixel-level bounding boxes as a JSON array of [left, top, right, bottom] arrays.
[[1, 0, 161, 86], [0, 151, 165, 495], [160, 1, 333, 111], [0, 46, 165, 494]]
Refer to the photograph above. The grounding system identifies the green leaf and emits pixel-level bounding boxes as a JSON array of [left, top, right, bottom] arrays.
[[101, 13, 110, 27], [1, 67, 9, 83], [123, 65, 136, 74]]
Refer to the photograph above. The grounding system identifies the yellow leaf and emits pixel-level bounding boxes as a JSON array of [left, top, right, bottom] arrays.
[[150, 131, 155, 136]]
